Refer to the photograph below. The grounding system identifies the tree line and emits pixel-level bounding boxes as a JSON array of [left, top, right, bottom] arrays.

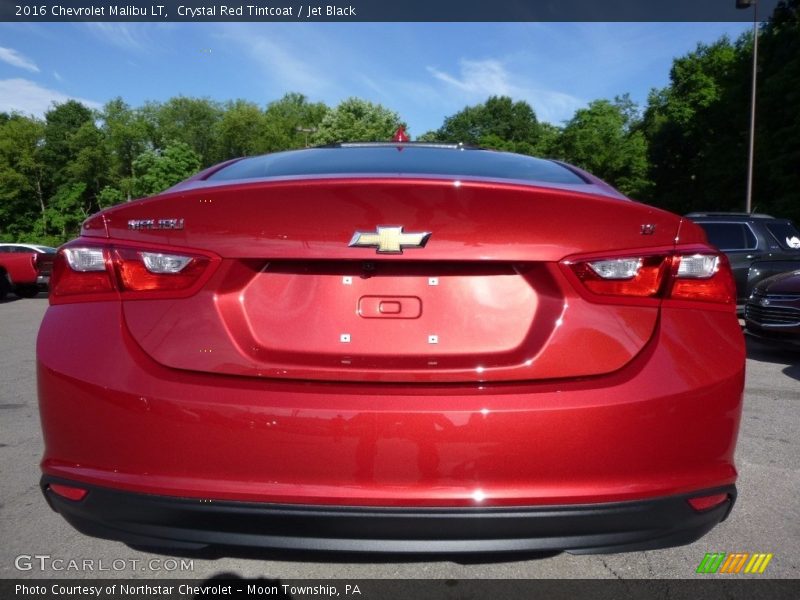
[[1, 0, 797, 246]]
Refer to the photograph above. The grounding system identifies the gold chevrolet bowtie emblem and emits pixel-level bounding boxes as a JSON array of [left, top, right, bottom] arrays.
[[348, 226, 432, 254]]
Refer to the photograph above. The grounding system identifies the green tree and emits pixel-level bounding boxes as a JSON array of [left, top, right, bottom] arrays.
[[132, 142, 201, 197], [37, 101, 109, 239], [67, 120, 109, 199], [313, 98, 404, 144], [101, 98, 152, 201], [213, 99, 265, 161], [753, 0, 800, 221], [642, 38, 746, 213], [41, 101, 96, 189], [534, 122, 562, 157], [257, 92, 328, 152], [556, 96, 651, 197], [434, 96, 545, 154], [150, 97, 223, 166], [414, 130, 439, 142], [41, 182, 87, 239], [0, 115, 46, 239], [97, 186, 126, 209]]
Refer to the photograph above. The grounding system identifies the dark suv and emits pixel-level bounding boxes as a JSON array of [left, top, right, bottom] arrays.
[[687, 213, 800, 310]]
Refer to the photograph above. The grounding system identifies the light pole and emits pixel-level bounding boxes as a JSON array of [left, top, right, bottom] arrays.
[[296, 127, 317, 148], [737, 0, 759, 214]]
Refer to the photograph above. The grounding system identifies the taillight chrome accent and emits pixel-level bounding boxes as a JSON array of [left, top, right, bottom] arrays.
[[63, 247, 107, 272], [587, 258, 643, 280], [676, 254, 719, 279], [141, 252, 192, 274]]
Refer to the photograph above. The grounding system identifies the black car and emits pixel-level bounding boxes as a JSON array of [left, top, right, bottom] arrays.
[[744, 270, 800, 349], [687, 213, 800, 310]]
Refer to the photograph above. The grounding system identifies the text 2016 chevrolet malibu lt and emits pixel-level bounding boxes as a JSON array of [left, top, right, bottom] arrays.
[[37, 143, 744, 554]]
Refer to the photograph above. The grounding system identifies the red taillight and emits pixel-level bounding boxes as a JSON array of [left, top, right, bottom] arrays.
[[51, 248, 116, 299], [688, 493, 729, 512], [113, 248, 210, 292], [669, 254, 736, 304], [569, 256, 670, 298], [50, 243, 216, 304], [49, 483, 88, 502], [564, 249, 735, 306]]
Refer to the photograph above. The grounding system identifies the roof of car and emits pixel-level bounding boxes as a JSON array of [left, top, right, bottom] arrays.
[[0, 243, 56, 252], [686, 212, 778, 220], [170, 144, 629, 200]]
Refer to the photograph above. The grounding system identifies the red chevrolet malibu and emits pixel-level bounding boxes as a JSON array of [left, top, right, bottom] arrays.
[[37, 143, 744, 554]]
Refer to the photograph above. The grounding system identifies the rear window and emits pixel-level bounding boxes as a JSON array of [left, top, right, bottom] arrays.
[[699, 223, 758, 250], [765, 222, 800, 250], [207, 146, 588, 185]]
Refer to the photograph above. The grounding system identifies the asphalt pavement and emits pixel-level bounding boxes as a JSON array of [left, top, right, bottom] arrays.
[[1, 295, 797, 580]]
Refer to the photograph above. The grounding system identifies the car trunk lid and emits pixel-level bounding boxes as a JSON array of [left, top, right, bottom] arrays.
[[100, 178, 680, 383]]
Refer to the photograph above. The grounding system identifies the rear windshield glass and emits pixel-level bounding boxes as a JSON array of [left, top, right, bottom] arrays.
[[765, 222, 800, 250], [699, 223, 758, 250], [207, 146, 588, 185]]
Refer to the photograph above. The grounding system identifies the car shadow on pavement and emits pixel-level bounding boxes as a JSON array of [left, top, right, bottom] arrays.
[[745, 336, 800, 382], [782, 363, 800, 383], [0, 291, 47, 303]]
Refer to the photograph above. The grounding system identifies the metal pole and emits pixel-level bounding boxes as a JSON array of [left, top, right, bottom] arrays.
[[296, 127, 317, 148], [745, 1, 759, 213]]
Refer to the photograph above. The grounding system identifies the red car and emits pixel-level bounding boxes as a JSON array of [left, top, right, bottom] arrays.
[[37, 144, 744, 555], [0, 243, 56, 300]]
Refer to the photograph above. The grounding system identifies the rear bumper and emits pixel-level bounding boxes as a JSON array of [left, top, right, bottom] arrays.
[[37, 302, 745, 552], [41, 476, 736, 554], [744, 328, 800, 349], [744, 319, 800, 349]]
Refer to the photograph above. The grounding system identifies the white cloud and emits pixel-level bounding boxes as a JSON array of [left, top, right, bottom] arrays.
[[427, 59, 585, 125], [428, 60, 514, 96], [214, 24, 343, 97], [360, 73, 441, 108], [0, 46, 39, 72], [53, 71, 63, 82], [83, 23, 151, 53], [235, 36, 322, 93], [0, 79, 100, 116]]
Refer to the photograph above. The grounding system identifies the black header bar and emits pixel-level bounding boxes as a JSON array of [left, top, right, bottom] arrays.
[[1, 0, 782, 22]]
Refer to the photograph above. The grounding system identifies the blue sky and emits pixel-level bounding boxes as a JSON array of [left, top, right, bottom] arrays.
[[0, 22, 751, 135]]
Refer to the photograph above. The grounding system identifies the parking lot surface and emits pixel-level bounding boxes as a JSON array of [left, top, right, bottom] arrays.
[[1, 296, 797, 579]]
